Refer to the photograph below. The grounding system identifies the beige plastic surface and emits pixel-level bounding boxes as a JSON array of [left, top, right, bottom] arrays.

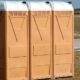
[[0, 10, 74, 80], [30, 11, 52, 79], [6, 11, 29, 80], [53, 11, 74, 77]]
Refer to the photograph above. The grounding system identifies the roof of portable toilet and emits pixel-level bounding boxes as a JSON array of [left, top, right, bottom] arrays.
[[50, 1, 74, 11], [26, 1, 51, 11], [0, 1, 28, 11]]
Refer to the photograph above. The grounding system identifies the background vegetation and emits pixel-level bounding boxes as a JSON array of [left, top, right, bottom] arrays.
[[74, 9, 80, 39]]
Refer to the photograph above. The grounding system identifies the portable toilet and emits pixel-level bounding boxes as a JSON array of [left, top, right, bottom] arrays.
[[50, 1, 74, 78], [0, 1, 29, 80], [26, 1, 52, 79]]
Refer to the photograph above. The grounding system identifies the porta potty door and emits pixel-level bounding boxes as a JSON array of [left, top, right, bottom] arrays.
[[29, 2, 52, 79], [53, 2, 74, 77], [6, 2, 29, 80]]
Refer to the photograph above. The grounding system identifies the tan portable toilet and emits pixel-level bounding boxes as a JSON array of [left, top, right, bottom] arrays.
[[50, 1, 74, 78], [27, 1, 52, 79], [0, 1, 29, 80]]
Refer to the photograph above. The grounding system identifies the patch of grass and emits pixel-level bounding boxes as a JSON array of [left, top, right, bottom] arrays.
[[74, 15, 80, 38], [74, 16, 80, 34], [74, 52, 80, 80], [75, 10, 80, 15], [74, 34, 80, 39]]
